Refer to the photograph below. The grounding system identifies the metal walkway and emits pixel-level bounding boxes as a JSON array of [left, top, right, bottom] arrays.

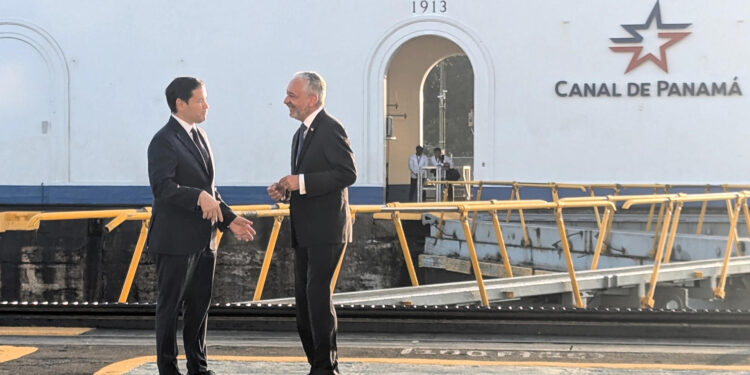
[[257, 256, 750, 306]]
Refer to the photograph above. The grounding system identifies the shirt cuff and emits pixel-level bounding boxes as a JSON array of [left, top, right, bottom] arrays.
[[299, 174, 306, 195]]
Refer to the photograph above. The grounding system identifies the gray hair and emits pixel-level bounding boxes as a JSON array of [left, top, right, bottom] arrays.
[[293, 71, 326, 107]]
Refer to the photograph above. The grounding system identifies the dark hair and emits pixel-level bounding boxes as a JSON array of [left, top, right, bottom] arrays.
[[165, 77, 204, 113], [433, 147, 442, 153]]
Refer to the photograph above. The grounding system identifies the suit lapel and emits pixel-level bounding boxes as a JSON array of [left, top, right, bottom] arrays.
[[169, 117, 210, 176], [295, 109, 324, 170]]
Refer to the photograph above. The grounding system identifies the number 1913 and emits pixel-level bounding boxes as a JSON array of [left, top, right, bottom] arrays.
[[412, 0, 447, 13]]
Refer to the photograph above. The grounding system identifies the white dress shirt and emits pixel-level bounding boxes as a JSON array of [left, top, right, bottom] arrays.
[[429, 155, 453, 168], [429, 154, 453, 179], [409, 153, 429, 179], [172, 113, 197, 137], [297, 106, 324, 195]]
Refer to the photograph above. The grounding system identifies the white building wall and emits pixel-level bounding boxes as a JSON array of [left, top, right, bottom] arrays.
[[1, 0, 748, 192]]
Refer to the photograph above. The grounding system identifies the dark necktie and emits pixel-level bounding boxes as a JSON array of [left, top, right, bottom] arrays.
[[191, 128, 210, 168], [295, 123, 306, 166]]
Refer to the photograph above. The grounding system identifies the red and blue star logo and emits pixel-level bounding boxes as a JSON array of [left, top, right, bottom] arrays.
[[610, 1, 691, 73]]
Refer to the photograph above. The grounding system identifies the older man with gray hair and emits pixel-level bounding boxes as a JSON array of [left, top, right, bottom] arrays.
[[268, 71, 357, 375]]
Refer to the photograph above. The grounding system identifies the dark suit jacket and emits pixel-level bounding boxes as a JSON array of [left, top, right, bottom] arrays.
[[146, 116, 236, 255], [290, 109, 357, 248]]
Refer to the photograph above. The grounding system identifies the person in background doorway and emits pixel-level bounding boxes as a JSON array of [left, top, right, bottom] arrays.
[[429, 147, 456, 200], [429, 147, 453, 179], [408, 145, 428, 201]]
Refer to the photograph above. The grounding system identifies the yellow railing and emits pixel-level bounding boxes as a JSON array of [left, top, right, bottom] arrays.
[[621, 192, 750, 307], [424, 181, 750, 250], [1, 189, 748, 309], [0, 198, 611, 308]]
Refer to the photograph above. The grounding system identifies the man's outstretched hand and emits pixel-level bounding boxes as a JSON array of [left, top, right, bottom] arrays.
[[229, 216, 256, 242]]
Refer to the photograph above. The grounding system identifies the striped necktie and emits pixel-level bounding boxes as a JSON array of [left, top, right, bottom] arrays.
[[191, 128, 210, 168]]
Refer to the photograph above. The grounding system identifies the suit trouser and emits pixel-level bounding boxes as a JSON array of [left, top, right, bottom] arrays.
[[294, 244, 343, 375], [154, 248, 216, 375], [409, 178, 418, 202]]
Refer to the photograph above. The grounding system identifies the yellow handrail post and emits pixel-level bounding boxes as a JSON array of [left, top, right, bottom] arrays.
[[252, 215, 283, 301], [645, 187, 659, 232], [470, 182, 484, 235], [724, 198, 742, 256], [514, 187, 531, 247], [662, 201, 684, 264], [590, 206, 613, 270], [489, 210, 513, 278], [330, 242, 349, 293], [551, 185, 560, 203], [641, 201, 674, 308], [215, 230, 224, 249], [474, 182, 484, 202], [392, 211, 419, 287], [553, 207, 585, 308], [714, 196, 744, 299], [118, 219, 149, 303], [104, 212, 132, 232], [696, 186, 710, 234], [590, 188, 602, 229], [649, 201, 666, 257], [460, 210, 490, 306], [602, 196, 617, 250], [743, 199, 750, 242], [505, 182, 519, 222]]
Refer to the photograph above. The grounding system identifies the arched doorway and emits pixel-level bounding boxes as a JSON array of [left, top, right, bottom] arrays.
[[383, 36, 474, 202], [421, 54, 475, 192], [363, 17, 494, 203], [0, 20, 70, 184]]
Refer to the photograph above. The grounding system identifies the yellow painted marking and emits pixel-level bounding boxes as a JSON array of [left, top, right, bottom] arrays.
[[95, 354, 750, 375], [0, 326, 93, 336], [0, 346, 37, 363]]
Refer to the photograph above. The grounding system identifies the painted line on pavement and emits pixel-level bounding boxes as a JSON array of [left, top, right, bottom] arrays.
[[95, 354, 750, 375], [0, 326, 93, 336], [0, 346, 38, 363]]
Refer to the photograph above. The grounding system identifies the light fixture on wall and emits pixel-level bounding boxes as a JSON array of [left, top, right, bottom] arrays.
[[385, 116, 396, 140], [385, 112, 407, 141]]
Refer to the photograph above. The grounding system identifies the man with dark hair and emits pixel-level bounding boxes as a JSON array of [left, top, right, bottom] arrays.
[[147, 76, 256, 375], [268, 71, 356, 375], [408, 145, 428, 201]]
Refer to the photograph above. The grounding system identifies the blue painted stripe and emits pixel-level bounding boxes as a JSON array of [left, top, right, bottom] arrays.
[[0, 185, 385, 205], [0, 184, 736, 207]]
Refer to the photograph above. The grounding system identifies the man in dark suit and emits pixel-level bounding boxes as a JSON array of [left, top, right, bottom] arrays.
[[147, 77, 256, 375], [267, 72, 356, 375]]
